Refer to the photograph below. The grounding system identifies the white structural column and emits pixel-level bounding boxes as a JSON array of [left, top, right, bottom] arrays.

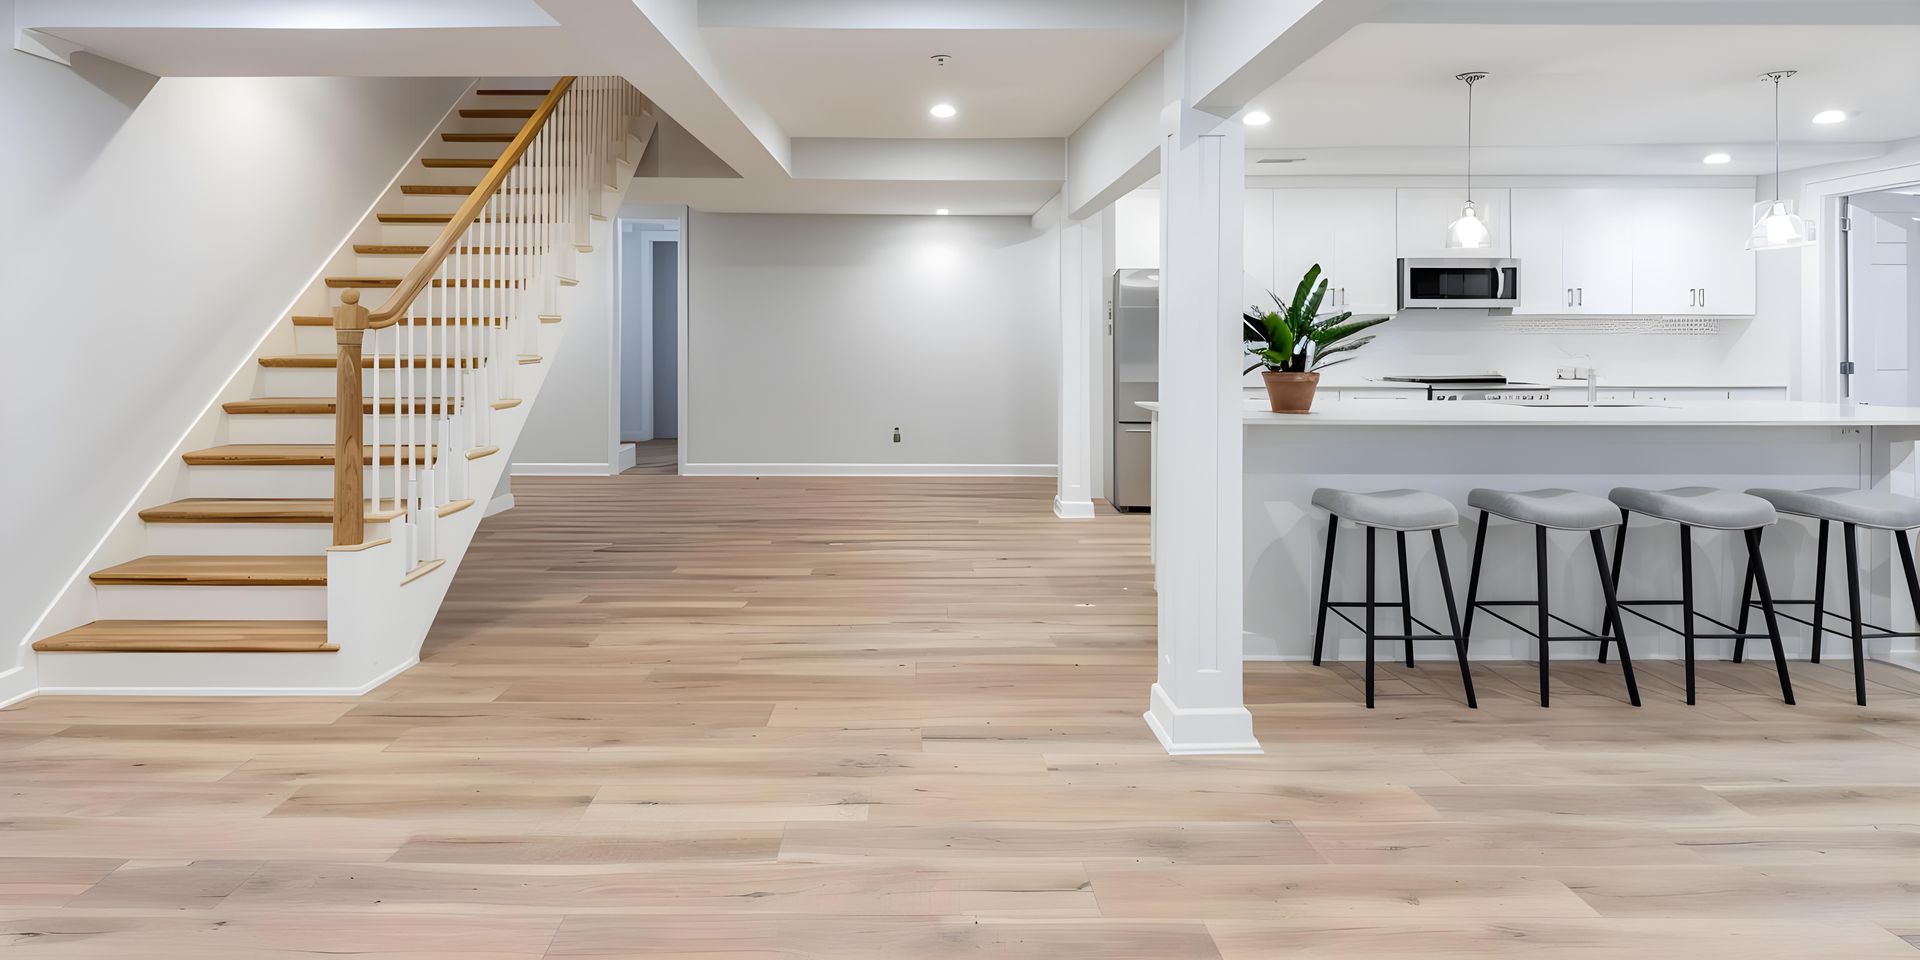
[[1054, 197, 1096, 519], [1143, 104, 1258, 755]]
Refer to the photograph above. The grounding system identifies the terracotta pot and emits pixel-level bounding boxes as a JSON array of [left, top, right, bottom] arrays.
[[1260, 370, 1321, 414]]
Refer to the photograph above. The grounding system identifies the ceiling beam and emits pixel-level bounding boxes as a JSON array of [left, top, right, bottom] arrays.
[[1378, 0, 1920, 26], [697, 0, 1182, 32]]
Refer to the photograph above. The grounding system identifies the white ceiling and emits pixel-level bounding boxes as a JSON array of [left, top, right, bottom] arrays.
[[701, 27, 1170, 139], [1241, 23, 1920, 172]]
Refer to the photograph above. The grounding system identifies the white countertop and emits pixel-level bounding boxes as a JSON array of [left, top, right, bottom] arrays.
[[1137, 399, 1920, 428]]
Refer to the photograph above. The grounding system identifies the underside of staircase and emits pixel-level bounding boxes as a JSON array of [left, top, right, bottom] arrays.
[[29, 78, 650, 689]]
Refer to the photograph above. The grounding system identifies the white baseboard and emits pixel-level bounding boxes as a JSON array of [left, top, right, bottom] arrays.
[[0, 666, 37, 709], [617, 443, 638, 472], [683, 462, 1058, 478], [511, 461, 620, 477], [485, 492, 516, 516], [30, 656, 420, 699], [1053, 496, 1096, 519]]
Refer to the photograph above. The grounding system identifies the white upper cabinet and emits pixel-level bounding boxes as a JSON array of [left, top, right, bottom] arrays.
[[1631, 188, 1756, 315], [1396, 188, 1512, 259], [1510, 188, 1635, 315], [1243, 189, 1275, 313], [1272, 188, 1397, 316]]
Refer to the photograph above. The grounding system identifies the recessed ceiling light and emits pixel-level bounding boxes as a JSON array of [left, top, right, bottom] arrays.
[[1812, 109, 1848, 125], [1243, 110, 1271, 126], [929, 103, 957, 119], [935, 208, 950, 216], [1703, 152, 1732, 165]]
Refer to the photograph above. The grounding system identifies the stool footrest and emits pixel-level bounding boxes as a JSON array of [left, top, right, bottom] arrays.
[[1745, 599, 1920, 641]]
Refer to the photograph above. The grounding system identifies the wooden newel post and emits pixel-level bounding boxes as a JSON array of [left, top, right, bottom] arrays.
[[333, 289, 370, 547]]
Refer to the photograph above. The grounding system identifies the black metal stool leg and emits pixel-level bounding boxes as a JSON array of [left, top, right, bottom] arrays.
[[1810, 520, 1829, 664], [1535, 523, 1551, 708], [1432, 530, 1475, 709], [1680, 524, 1696, 705], [1396, 531, 1414, 668], [1733, 548, 1755, 664], [1897, 530, 1920, 705], [1463, 511, 1490, 641], [1364, 526, 1377, 709], [1601, 510, 1628, 663], [1844, 522, 1865, 707], [1591, 529, 1639, 705], [1745, 527, 1794, 705], [1312, 517, 1339, 667]]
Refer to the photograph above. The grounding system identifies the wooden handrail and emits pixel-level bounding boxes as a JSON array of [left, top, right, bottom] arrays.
[[366, 76, 577, 329]]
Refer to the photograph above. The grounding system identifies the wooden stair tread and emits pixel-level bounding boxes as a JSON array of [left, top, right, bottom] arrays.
[[140, 498, 404, 524], [402, 183, 480, 195], [291, 315, 504, 327], [224, 397, 455, 415], [441, 132, 515, 143], [355, 244, 508, 255], [181, 444, 435, 466], [35, 620, 335, 653], [325, 276, 518, 288], [459, 108, 534, 119], [422, 157, 498, 168], [475, 88, 552, 96], [260, 354, 496, 369], [91, 556, 327, 586]]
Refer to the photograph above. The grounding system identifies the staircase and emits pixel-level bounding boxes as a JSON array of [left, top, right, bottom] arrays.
[[28, 77, 652, 695]]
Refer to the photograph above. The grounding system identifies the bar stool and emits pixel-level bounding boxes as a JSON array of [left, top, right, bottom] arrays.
[[1310, 488, 1476, 709], [1742, 488, 1920, 705], [1606, 486, 1794, 706], [1461, 489, 1640, 708]]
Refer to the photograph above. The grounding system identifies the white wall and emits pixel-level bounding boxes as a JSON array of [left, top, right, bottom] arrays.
[[514, 222, 620, 473], [684, 212, 1058, 473], [0, 31, 465, 701], [1110, 177, 1798, 389]]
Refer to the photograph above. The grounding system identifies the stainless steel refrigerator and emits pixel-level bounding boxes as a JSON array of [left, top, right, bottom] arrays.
[[1110, 269, 1158, 512]]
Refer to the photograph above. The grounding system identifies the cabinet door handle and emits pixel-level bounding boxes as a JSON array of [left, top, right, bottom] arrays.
[[1566, 288, 1574, 307], [1689, 288, 1697, 307], [1577, 287, 1583, 306], [1700, 287, 1706, 309]]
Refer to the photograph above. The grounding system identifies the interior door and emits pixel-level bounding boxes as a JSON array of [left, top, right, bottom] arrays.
[[1846, 202, 1913, 406]]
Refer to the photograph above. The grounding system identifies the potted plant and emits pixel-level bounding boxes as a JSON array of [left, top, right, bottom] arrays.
[[1244, 264, 1389, 414]]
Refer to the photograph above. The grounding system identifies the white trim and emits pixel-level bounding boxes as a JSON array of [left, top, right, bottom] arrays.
[[511, 461, 622, 476], [1144, 684, 1263, 755], [484, 492, 516, 516], [0, 666, 35, 708], [684, 462, 1058, 477], [32, 656, 419, 699], [617, 441, 639, 472], [1053, 496, 1096, 519]]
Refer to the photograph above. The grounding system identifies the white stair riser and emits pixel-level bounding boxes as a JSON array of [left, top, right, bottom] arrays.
[[186, 461, 485, 500], [225, 412, 484, 444], [260, 365, 530, 397], [146, 521, 392, 555], [95, 584, 327, 620]]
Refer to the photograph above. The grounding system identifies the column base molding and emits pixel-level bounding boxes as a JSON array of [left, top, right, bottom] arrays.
[[1053, 496, 1096, 520], [1143, 682, 1262, 755]]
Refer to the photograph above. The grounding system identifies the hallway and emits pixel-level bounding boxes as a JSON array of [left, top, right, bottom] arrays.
[[5, 473, 1920, 957]]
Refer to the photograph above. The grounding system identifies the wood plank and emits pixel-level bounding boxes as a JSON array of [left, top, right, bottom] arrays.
[[475, 88, 553, 96], [180, 444, 434, 466], [138, 498, 405, 524], [421, 156, 498, 168], [258, 353, 497, 368], [441, 132, 515, 142], [223, 397, 456, 415], [89, 556, 326, 586], [291, 314, 504, 326], [33, 620, 334, 653], [458, 108, 534, 118]]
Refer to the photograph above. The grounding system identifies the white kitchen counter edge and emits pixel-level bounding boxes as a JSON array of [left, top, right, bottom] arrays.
[[1136, 399, 1920, 428]]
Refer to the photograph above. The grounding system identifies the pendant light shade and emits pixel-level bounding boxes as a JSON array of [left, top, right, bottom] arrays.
[[1449, 72, 1491, 249], [1749, 70, 1814, 252], [1447, 201, 1491, 249]]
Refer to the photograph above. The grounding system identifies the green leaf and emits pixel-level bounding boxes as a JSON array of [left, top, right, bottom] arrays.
[[1312, 315, 1391, 346]]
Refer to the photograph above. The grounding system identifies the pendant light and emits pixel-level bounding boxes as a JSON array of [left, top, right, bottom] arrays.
[[1749, 70, 1813, 251], [1447, 72, 1492, 249]]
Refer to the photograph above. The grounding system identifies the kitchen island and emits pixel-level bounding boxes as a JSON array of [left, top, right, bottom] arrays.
[[1142, 400, 1920, 666]]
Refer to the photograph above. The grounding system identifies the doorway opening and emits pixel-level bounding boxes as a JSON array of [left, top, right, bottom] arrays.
[[618, 217, 682, 473]]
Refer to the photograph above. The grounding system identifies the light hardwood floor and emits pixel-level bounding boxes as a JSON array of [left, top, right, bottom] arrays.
[[7, 474, 1920, 957]]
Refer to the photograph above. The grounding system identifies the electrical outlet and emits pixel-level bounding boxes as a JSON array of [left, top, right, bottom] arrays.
[[892, 427, 902, 443]]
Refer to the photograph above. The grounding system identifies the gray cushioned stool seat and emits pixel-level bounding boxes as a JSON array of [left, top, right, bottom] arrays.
[[1468, 488, 1620, 531], [1748, 487, 1920, 531], [1608, 486, 1776, 530], [1311, 488, 1458, 531]]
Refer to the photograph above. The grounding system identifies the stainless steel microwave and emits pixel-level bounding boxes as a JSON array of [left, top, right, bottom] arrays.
[[1398, 258, 1521, 310]]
